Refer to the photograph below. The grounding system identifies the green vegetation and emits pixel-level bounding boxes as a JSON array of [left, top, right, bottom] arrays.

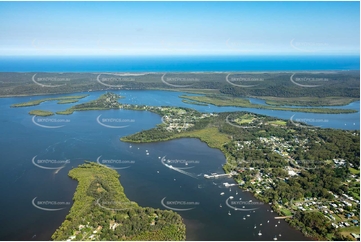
[[11, 95, 88, 107], [181, 99, 208, 106], [173, 127, 230, 150], [10, 90, 360, 240], [349, 167, 360, 175], [29, 110, 54, 116], [1, 71, 359, 108], [52, 162, 185, 241], [288, 211, 334, 240], [268, 120, 287, 126], [121, 108, 360, 241], [280, 208, 292, 216], [180, 94, 357, 114], [57, 99, 80, 104], [262, 96, 359, 107], [56, 92, 123, 115]]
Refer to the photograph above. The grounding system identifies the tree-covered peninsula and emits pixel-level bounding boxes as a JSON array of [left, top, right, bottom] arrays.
[[52, 162, 186, 241]]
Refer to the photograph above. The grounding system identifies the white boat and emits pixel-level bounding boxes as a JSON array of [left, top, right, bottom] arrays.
[[249, 200, 252, 202], [258, 231, 262, 236], [247, 214, 250, 217], [229, 188, 231, 192], [228, 211, 231, 216], [229, 196, 234, 199], [220, 204, 222, 208], [278, 221, 280, 224], [239, 198, 242, 200], [220, 192, 225, 195], [275, 225, 277, 227], [273, 236, 277, 240], [279, 234, 281, 237], [146, 153, 149, 155], [254, 225, 256, 229], [260, 223, 262, 226], [243, 217, 246, 220], [267, 220, 269, 223], [236, 191, 238, 195], [129, 145, 132, 148]]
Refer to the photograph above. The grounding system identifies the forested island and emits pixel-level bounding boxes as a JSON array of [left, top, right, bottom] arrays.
[[179, 94, 357, 114], [52, 162, 186, 241]]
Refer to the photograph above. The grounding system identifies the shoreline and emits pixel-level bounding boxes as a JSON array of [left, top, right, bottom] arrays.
[[5, 89, 360, 112], [121, 135, 319, 240]]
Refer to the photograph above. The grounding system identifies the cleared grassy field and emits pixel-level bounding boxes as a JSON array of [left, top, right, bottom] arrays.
[[280, 208, 292, 216], [173, 127, 230, 150], [268, 120, 287, 126], [339, 226, 360, 240], [349, 167, 360, 175]]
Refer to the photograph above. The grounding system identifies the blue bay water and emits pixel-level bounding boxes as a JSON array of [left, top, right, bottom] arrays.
[[0, 91, 312, 241], [0, 55, 359, 240], [0, 90, 358, 240]]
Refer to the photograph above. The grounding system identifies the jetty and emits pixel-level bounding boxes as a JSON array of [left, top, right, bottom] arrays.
[[274, 216, 293, 220], [204, 171, 237, 179]]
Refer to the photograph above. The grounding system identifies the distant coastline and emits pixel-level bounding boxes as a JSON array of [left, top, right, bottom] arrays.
[[0, 55, 359, 72]]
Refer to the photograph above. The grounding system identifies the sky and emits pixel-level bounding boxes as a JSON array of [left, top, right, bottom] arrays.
[[0, 1, 359, 56]]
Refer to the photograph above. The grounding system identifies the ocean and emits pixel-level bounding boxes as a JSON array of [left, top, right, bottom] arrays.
[[0, 55, 359, 72]]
